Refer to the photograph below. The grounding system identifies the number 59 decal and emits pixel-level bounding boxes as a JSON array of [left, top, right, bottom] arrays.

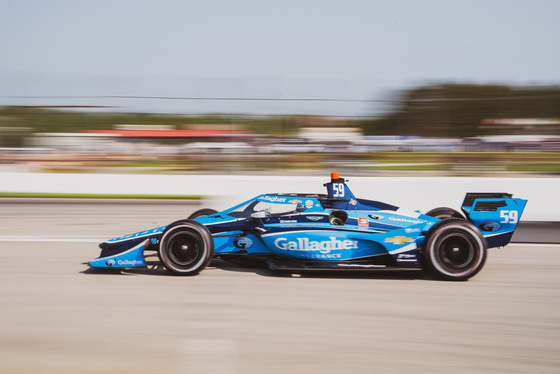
[[500, 210, 518, 224], [333, 183, 345, 197]]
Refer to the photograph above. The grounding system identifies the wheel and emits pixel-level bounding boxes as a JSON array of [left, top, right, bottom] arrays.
[[426, 207, 465, 220], [188, 208, 218, 219], [158, 220, 214, 276], [423, 218, 487, 281]]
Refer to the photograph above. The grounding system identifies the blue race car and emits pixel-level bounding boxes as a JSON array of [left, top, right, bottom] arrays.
[[89, 173, 527, 280]]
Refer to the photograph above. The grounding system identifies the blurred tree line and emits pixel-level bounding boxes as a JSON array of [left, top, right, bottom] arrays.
[[0, 109, 299, 146], [360, 84, 560, 137], [1, 83, 559, 147]]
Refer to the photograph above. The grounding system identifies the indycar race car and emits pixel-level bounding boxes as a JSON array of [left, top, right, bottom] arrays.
[[89, 173, 527, 280]]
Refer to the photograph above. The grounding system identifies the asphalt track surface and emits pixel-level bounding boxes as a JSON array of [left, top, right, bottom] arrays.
[[1, 200, 559, 374]]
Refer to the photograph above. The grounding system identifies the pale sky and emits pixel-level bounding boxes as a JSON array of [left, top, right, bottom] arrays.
[[0, 0, 558, 116]]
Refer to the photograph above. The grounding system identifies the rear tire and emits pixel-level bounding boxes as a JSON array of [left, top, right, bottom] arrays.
[[423, 218, 487, 281], [158, 220, 214, 276], [188, 208, 218, 219], [426, 207, 465, 220]]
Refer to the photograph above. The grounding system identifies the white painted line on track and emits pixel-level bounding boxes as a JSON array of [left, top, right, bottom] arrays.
[[506, 243, 560, 248], [0, 235, 105, 243]]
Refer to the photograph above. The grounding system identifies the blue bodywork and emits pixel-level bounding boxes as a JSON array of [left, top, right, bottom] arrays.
[[89, 175, 527, 272]]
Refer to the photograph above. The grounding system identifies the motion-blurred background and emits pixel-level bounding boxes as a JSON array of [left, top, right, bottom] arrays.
[[2, 3, 560, 374], [1, 1, 559, 178]]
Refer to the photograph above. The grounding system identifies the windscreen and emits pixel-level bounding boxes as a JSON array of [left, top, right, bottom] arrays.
[[227, 198, 298, 218]]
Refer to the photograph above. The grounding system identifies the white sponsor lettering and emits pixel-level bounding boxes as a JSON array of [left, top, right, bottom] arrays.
[[117, 259, 144, 266], [259, 195, 287, 203], [318, 253, 341, 259], [388, 217, 423, 224], [274, 237, 358, 254], [337, 263, 386, 268]]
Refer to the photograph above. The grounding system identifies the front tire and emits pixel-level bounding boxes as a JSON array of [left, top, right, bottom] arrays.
[[423, 218, 487, 281], [188, 208, 218, 219], [158, 220, 214, 276]]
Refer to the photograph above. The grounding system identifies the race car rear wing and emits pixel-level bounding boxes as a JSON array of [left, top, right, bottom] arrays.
[[462, 193, 513, 207], [461, 193, 527, 248]]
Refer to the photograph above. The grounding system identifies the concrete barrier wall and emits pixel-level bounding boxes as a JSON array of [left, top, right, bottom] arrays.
[[1, 172, 558, 222]]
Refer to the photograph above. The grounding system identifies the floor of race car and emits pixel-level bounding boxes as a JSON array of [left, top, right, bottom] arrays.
[[1, 200, 559, 374]]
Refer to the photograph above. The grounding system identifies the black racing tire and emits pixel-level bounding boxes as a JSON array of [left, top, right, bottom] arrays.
[[188, 208, 218, 219], [426, 207, 465, 220], [423, 218, 487, 281], [158, 220, 214, 276]]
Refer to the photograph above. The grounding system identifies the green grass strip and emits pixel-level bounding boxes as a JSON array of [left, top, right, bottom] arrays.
[[0, 192, 203, 200]]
